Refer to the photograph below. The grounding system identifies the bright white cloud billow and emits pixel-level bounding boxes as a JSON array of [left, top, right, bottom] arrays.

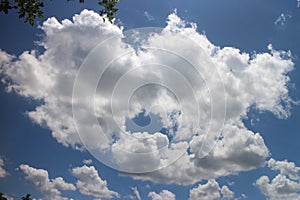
[[256, 159, 300, 200], [189, 179, 234, 200], [268, 158, 300, 180], [0, 10, 295, 185], [20, 164, 76, 200], [72, 165, 119, 199], [0, 10, 122, 150], [148, 189, 176, 200]]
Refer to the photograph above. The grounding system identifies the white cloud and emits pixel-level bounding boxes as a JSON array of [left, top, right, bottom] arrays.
[[189, 179, 234, 200], [235, 194, 247, 200], [0, 157, 8, 178], [0, 50, 14, 68], [111, 132, 169, 172], [144, 11, 155, 21], [255, 159, 300, 200], [82, 159, 93, 165], [0, 10, 295, 185], [256, 175, 300, 200], [71, 165, 119, 199], [297, 0, 300, 7], [19, 164, 76, 200], [0, 10, 123, 149], [130, 124, 269, 185], [268, 158, 300, 180], [275, 12, 292, 26], [221, 185, 234, 199], [148, 190, 175, 200], [1, 194, 14, 200], [132, 187, 141, 200]]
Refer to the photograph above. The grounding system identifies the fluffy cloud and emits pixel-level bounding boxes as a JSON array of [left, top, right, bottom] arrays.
[[19, 164, 76, 200], [0, 10, 295, 184], [189, 179, 234, 200], [0, 157, 8, 178], [255, 159, 300, 200], [82, 159, 93, 165], [256, 175, 300, 200], [71, 165, 119, 199], [0, 10, 122, 149], [221, 185, 235, 199], [129, 124, 268, 185], [111, 132, 169, 172], [20, 164, 118, 200], [268, 158, 300, 180], [148, 190, 175, 200]]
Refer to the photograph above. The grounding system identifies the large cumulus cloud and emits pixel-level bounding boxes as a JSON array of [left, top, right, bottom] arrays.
[[0, 10, 295, 185]]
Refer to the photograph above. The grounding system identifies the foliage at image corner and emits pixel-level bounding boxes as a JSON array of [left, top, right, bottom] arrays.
[[0, 0, 120, 25]]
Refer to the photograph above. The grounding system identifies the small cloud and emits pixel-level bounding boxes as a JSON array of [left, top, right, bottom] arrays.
[[189, 180, 234, 200], [72, 165, 119, 199], [20, 164, 76, 199], [297, 0, 300, 7], [132, 187, 141, 200], [235, 194, 247, 200], [144, 11, 154, 21], [2, 194, 14, 200], [227, 181, 235, 186], [83, 159, 93, 165], [275, 11, 292, 26], [148, 190, 176, 200], [255, 158, 300, 199], [0, 157, 8, 178]]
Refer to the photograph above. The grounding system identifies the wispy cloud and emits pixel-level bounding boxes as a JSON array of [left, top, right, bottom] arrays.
[[275, 11, 292, 26], [297, 0, 300, 7], [144, 11, 154, 21], [132, 187, 141, 200]]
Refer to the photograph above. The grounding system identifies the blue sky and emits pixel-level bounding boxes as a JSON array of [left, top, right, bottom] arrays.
[[1, 0, 300, 200]]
